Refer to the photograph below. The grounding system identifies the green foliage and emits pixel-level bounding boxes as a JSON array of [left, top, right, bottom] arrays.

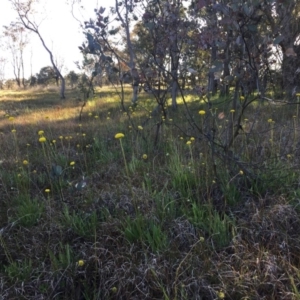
[[60, 205, 98, 238], [4, 259, 33, 282], [187, 203, 234, 249], [123, 215, 168, 252], [11, 195, 44, 227], [48, 243, 74, 271]]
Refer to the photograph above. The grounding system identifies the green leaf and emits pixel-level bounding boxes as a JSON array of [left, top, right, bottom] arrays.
[[247, 24, 257, 33], [75, 180, 87, 191], [210, 60, 223, 72], [51, 164, 63, 177], [223, 75, 234, 84], [273, 35, 284, 45]]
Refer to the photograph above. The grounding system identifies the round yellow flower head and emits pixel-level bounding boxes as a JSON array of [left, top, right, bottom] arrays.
[[70, 161, 75, 166], [115, 133, 124, 139], [142, 154, 148, 160], [59, 136, 63, 140], [77, 260, 84, 267], [199, 110, 206, 115], [39, 137, 46, 143], [190, 137, 195, 141], [230, 109, 235, 113], [296, 93, 300, 97], [38, 130, 44, 136], [45, 189, 50, 193], [88, 112, 92, 116], [186, 141, 192, 145], [11, 129, 16, 133], [23, 160, 29, 165], [8, 116, 14, 121], [240, 96, 245, 100], [180, 137, 183, 140], [138, 125, 143, 130], [217, 291, 225, 299], [267, 119, 273, 123], [52, 140, 56, 144], [239, 170, 244, 175]]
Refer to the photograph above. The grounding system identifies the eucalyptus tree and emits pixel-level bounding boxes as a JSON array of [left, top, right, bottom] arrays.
[[2, 23, 29, 88], [0, 57, 6, 89], [261, 0, 300, 98], [10, 0, 66, 99]]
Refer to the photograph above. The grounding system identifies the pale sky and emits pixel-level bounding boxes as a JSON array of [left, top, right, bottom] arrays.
[[0, 0, 115, 79]]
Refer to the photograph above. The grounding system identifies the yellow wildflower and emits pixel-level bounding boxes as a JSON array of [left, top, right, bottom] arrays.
[[38, 130, 44, 136], [186, 141, 192, 145], [239, 170, 244, 175], [111, 287, 117, 293], [199, 110, 206, 115], [11, 129, 16, 133], [142, 154, 148, 160], [190, 137, 195, 141], [267, 119, 273, 123], [230, 109, 235, 113], [45, 189, 50, 193], [8, 116, 14, 121], [39, 137, 46, 143], [138, 125, 143, 130], [23, 160, 29, 165], [77, 260, 84, 267], [70, 161, 75, 166], [115, 133, 124, 139]]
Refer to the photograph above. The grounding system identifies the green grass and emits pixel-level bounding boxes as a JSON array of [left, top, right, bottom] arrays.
[[0, 85, 300, 299]]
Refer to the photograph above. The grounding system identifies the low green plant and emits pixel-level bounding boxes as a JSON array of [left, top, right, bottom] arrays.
[[48, 243, 74, 271], [60, 205, 98, 238], [4, 258, 33, 282], [123, 215, 168, 252], [187, 203, 234, 249], [11, 195, 44, 227]]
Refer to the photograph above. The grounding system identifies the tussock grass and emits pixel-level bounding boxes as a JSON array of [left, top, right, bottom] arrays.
[[0, 86, 300, 299]]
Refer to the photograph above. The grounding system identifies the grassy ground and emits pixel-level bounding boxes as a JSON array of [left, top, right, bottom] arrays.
[[1, 85, 300, 299]]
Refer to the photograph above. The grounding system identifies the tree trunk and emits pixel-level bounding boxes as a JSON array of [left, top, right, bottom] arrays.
[[208, 43, 217, 96]]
